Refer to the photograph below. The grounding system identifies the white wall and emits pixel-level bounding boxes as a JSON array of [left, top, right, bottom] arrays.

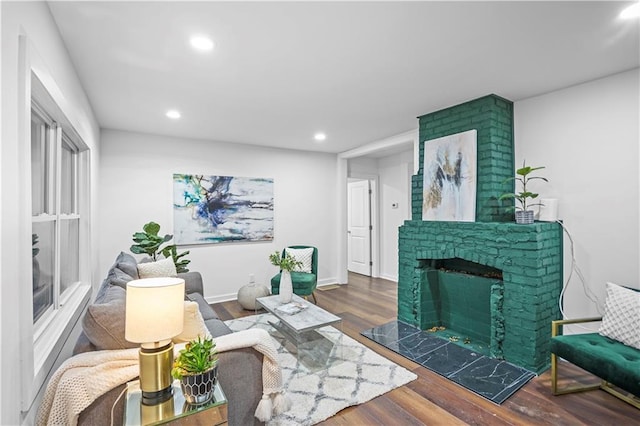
[[378, 150, 413, 281], [1, 2, 100, 424], [514, 68, 640, 323], [99, 129, 338, 302]]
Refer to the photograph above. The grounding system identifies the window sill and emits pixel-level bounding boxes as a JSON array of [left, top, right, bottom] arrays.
[[30, 282, 90, 407]]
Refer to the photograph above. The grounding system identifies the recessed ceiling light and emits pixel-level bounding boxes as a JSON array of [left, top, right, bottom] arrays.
[[166, 109, 181, 119], [620, 3, 640, 19], [314, 132, 327, 141], [190, 35, 214, 51]]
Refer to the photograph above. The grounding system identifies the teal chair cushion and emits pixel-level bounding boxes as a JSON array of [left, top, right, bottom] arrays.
[[270, 272, 317, 296]]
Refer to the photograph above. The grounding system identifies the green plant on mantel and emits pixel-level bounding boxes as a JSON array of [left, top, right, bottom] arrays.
[[130, 221, 190, 273], [499, 161, 548, 212], [269, 251, 302, 272]]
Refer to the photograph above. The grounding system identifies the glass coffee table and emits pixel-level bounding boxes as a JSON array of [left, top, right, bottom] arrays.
[[256, 294, 343, 370]]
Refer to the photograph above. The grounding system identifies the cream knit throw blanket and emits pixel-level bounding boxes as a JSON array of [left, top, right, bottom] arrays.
[[35, 348, 139, 426], [37, 328, 290, 426]]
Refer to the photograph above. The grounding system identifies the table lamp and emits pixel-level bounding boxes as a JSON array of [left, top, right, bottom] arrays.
[[125, 277, 185, 405]]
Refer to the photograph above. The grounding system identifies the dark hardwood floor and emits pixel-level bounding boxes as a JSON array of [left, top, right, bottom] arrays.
[[212, 273, 639, 425]]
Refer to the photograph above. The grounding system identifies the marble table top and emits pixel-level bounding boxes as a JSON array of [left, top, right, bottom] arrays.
[[256, 294, 341, 334]]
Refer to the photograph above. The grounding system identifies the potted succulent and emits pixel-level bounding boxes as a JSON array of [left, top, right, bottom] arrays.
[[500, 161, 548, 224], [131, 221, 191, 273], [269, 251, 302, 303], [171, 336, 218, 405]]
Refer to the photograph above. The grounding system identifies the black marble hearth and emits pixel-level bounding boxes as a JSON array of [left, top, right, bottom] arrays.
[[361, 320, 535, 404]]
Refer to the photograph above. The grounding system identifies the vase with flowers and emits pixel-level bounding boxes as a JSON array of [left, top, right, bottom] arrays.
[[269, 251, 302, 303]]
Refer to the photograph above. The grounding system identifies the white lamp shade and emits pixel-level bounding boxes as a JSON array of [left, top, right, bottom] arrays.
[[125, 277, 185, 344]]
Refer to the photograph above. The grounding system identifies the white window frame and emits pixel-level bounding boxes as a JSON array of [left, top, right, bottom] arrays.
[[31, 102, 83, 328], [18, 35, 91, 412]]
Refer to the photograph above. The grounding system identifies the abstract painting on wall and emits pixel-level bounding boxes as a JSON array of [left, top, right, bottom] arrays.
[[173, 174, 274, 244], [422, 129, 477, 222]]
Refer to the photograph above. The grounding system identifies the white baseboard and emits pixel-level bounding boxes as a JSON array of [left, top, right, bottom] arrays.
[[205, 277, 340, 305], [379, 273, 398, 282], [317, 277, 338, 286], [206, 292, 239, 304]]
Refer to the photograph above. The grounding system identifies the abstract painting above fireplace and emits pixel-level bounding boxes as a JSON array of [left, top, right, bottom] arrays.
[[422, 129, 477, 222]]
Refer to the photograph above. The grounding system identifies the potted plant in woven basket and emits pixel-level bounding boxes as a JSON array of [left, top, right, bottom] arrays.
[[499, 161, 548, 224], [171, 336, 218, 405]]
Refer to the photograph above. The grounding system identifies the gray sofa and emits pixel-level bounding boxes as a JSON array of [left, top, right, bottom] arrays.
[[73, 252, 264, 425]]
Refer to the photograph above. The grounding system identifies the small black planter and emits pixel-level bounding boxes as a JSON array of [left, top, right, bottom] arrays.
[[180, 366, 218, 405]]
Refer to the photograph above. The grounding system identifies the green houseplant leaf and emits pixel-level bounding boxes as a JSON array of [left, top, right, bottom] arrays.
[[500, 161, 548, 212], [161, 244, 191, 273], [269, 251, 302, 272], [171, 336, 218, 380], [130, 221, 190, 271]]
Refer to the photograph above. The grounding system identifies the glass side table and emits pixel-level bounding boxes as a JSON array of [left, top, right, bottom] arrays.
[[124, 379, 227, 425]]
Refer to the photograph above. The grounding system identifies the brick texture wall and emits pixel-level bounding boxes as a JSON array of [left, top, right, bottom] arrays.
[[413, 94, 514, 222], [398, 221, 562, 373], [399, 94, 563, 373]]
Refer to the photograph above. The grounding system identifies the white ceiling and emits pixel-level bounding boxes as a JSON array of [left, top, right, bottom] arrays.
[[48, 1, 639, 154]]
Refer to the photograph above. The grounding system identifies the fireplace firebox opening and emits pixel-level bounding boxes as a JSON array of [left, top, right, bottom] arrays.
[[420, 258, 504, 357]]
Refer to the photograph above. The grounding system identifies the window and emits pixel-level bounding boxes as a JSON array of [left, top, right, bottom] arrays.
[[31, 103, 82, 326], [23, 71, 91, 410]]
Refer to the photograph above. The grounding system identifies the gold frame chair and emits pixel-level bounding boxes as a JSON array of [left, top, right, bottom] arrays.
[[551, 317, 640, 409]]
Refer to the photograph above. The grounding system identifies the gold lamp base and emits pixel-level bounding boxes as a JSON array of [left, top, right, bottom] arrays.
[[140, 395, 175, 424], [139, 341, 174, 405]]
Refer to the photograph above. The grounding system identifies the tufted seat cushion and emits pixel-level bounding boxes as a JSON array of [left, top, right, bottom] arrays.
[[551, 332, 640, 396], [271, 271, 317, 295]]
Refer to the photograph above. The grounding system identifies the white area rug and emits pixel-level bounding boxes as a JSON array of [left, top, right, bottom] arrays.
[[225, 313, 417, 426]]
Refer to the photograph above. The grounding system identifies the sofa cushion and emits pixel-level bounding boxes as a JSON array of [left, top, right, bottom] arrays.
[[82, 286, 138, 350], [186, 292, 219, 321], [95, 252, 139, 301], [179, 271, 204, 296], [174, 301, 210, 343], [205, 318, 233, 338], [598, 282, 640, 350], [137, 257, 177, 279]]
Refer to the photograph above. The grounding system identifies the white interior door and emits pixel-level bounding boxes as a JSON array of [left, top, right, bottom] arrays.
[[348, 180, 371, 275]]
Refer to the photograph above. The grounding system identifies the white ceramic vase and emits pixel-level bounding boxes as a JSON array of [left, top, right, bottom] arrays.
[[279, 270, 293, 303]]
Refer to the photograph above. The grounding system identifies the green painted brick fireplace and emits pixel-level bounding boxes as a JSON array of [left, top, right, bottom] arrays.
[[398, 94, 563, 373]]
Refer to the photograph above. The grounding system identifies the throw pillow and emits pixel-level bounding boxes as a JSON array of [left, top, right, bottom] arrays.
[[286, 247, 313, 273], [137, 257, 177, 279], [173, 301, 211, 343], [598, 282, 640, 350], [82, 286, 138, 350], [96, 252, 140, 301]]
